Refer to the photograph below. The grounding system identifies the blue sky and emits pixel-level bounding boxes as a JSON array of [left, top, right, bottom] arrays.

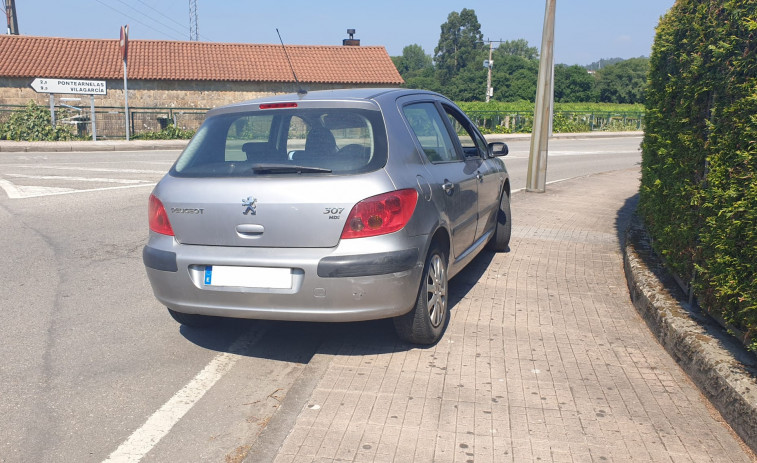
[[16, 0, 674, 65]]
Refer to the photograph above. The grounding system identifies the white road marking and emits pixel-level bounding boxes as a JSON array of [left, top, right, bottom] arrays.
[[102, 326, 269, 463], [507, 149, 639, 159], [14, 155, 48, 160], [548, 149, 639, 156], [9, 165, 167, 174], [0, 179, 154, 199], [6, 173, 149, 184], [0, 179, 76, 198], [512, 177, 573, 194], [0, 179, 28, 198]]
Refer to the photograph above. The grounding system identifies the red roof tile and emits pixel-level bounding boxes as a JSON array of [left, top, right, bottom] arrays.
[[0, 35, 404, 85]]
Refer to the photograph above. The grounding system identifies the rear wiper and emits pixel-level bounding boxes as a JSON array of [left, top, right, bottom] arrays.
[[250, 163, 332, 174]]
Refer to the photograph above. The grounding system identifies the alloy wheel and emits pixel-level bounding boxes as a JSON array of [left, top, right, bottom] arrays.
[[426, 253, 448, 327]]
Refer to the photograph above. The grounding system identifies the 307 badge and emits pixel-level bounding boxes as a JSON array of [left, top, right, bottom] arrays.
[[324, 207, 344, 219]]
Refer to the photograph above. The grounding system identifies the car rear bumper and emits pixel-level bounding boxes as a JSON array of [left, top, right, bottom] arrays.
[[143, 234, 427, 322]]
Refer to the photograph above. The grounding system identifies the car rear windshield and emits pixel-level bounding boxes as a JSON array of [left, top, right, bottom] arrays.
[[171, 107, 388, 177]]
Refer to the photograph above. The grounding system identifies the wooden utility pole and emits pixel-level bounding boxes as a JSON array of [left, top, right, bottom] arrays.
[[482, 39, 506, 103], [526, 0, 556, 193], [485, 41, 493, 102]]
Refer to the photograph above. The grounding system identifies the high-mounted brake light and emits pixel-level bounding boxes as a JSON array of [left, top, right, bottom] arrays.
[[149, 194, 174, 236], [259, 102, 298, 109], [341, 189, 418, 239]]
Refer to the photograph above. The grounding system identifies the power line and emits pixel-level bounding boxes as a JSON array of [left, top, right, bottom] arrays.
[[93, 0, 184, 41], [134, 0, 186, 32], [133, 0, 212, 42], [111, 0, 189, 40]]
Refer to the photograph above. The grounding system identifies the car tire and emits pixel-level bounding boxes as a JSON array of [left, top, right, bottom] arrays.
[[488, 192, 512, 251], [393, 245, 449, 345], [167, 308, 220, 328]]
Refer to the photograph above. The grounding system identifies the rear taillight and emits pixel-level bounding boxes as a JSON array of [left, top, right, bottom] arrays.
[[149, 194, 174, 236], [341, 189, 418, 239]]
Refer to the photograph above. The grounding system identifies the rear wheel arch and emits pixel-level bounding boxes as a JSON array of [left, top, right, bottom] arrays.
[[427, 228, 450, 262]]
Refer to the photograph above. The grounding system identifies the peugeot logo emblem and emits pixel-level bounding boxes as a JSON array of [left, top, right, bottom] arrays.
[[242, 196, 258, 215]]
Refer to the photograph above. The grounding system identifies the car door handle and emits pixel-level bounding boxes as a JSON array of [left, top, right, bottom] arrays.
[[442, 181, 455, 195]]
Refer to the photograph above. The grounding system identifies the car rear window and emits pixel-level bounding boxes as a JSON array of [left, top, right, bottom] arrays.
[[171, 108, 387, 177]]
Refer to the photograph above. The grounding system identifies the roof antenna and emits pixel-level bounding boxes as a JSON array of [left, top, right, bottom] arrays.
[[276, 28, 307, 96]]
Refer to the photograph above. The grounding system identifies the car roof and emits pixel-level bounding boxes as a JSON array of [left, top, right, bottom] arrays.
[[207, 88, 446, 117]]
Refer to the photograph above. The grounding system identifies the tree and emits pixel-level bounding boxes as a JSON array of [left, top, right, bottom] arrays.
[[402, 67, 443, 93], [434, 8, 484, 85], [447, 64, 487, 101], [485, 41, 540, 102], [495, 39, 538, 60], [595, 57, 649, 104], [393, 44, 433, 76], [554, 64, 597, 102], [490, 54, 539, 102], [507, 68, 539, 102], [392, 44, 439, 92]]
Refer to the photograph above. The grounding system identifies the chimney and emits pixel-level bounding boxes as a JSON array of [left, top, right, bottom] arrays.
[[343, 29, 360, 46]]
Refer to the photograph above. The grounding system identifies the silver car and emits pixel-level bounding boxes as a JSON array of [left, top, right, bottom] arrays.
[[143, 88, 511, 344]]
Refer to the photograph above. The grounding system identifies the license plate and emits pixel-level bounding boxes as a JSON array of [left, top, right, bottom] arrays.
[[204, 266, 292, 289]]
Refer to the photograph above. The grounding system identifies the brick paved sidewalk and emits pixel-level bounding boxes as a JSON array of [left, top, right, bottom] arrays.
[[266, 168, 752, 462]]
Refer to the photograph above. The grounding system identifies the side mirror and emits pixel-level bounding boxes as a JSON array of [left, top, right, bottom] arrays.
[[488, 142, 508, 157]]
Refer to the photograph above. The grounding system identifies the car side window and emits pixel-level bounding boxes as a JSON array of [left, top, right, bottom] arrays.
[[402, 102, 459, 163], [443, 105, 487, 158]]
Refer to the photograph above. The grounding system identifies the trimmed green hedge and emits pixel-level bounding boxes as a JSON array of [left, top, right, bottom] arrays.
[[640, 0, 757, 349]]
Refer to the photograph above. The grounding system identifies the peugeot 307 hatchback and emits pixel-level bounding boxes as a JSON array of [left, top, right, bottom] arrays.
[[143, 88, 511, 344]]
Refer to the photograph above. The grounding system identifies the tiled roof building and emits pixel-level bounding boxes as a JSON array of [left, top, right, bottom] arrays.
[[0, 35, 404, 85], [0, 35, 402, 115]]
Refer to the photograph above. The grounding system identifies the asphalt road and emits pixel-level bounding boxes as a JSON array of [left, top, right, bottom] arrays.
[[0, 136, 641, 462], [502, 136, 642, 192]]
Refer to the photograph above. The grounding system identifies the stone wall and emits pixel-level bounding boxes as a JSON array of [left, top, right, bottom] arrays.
[[0, 78, 393, 138], [0, 78, 389, 109]]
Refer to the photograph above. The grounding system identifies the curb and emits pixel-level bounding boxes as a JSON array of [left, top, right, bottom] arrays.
[[243, 349, 334, 463], [0, 139, 188, 152], [623, 213, 757, 452]]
